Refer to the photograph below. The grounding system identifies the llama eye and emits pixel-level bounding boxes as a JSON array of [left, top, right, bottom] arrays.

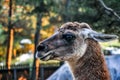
[[62, 33, 76, 42]]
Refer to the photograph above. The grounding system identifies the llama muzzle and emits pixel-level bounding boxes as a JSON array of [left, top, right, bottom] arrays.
[[36, 51, 56, 61]]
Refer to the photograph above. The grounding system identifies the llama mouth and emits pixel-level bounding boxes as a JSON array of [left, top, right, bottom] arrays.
[[36, 51, 58, 61], [36, 51, 66, 61], [40, 52, 54, 60]]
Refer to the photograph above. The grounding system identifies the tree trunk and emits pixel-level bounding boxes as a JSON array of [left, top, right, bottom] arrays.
[[6, 0, 14, 69], [31, 14, 42, 80], [64, 0, 70, 22], [6, 29, 14, 69]]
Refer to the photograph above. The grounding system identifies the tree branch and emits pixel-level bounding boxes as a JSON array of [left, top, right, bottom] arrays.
[[97, 0, 120, 21]]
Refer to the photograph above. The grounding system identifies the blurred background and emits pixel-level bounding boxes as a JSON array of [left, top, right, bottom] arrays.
[[0, 0, 120, 80]]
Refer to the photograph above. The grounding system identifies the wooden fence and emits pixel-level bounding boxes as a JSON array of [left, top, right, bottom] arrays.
[[0, 64, 61, 80]]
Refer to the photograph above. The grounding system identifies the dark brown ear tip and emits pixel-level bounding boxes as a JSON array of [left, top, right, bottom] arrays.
[[80, 22, 91, 29]]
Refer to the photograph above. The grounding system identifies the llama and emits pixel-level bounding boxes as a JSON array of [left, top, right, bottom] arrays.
[[36, 22, 118, 80]]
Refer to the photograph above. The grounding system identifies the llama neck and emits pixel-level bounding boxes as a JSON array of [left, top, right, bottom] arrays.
[[67, 39, 110, 80]]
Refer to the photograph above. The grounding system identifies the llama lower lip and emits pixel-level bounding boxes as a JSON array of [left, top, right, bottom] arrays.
[[40, 51, 55, 60]]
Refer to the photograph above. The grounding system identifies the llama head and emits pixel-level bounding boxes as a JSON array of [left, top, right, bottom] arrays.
[[36, 22, 118, 61]]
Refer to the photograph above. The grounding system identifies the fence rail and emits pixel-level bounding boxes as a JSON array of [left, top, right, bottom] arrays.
[[0, 64, 61, 80]]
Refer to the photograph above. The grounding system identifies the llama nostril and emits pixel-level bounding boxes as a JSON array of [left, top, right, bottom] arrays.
[[37, 44, 47, 51]]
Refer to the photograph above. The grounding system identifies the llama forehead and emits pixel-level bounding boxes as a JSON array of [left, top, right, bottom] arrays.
[[59, 22, 92, 36], [60, 22, 79, 31], [60, 22, 91, 30]]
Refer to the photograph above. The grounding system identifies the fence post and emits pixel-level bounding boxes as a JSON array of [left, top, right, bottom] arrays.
[[13, 69, 17, 80], [40, 66, 44, 80]]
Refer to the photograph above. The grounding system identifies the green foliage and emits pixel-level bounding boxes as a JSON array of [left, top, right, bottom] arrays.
[[0, 24, 7, 44], [0, 47, 6, 62], [0, 0, 120, 63]]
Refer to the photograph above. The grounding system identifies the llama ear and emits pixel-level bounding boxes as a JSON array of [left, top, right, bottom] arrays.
[[81, 28, 118, 42], [89, 33, 118, 42]]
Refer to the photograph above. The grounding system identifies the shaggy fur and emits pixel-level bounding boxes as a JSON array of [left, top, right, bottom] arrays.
[[67, 39, 110, 80], [36, 22, 113, 80]]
